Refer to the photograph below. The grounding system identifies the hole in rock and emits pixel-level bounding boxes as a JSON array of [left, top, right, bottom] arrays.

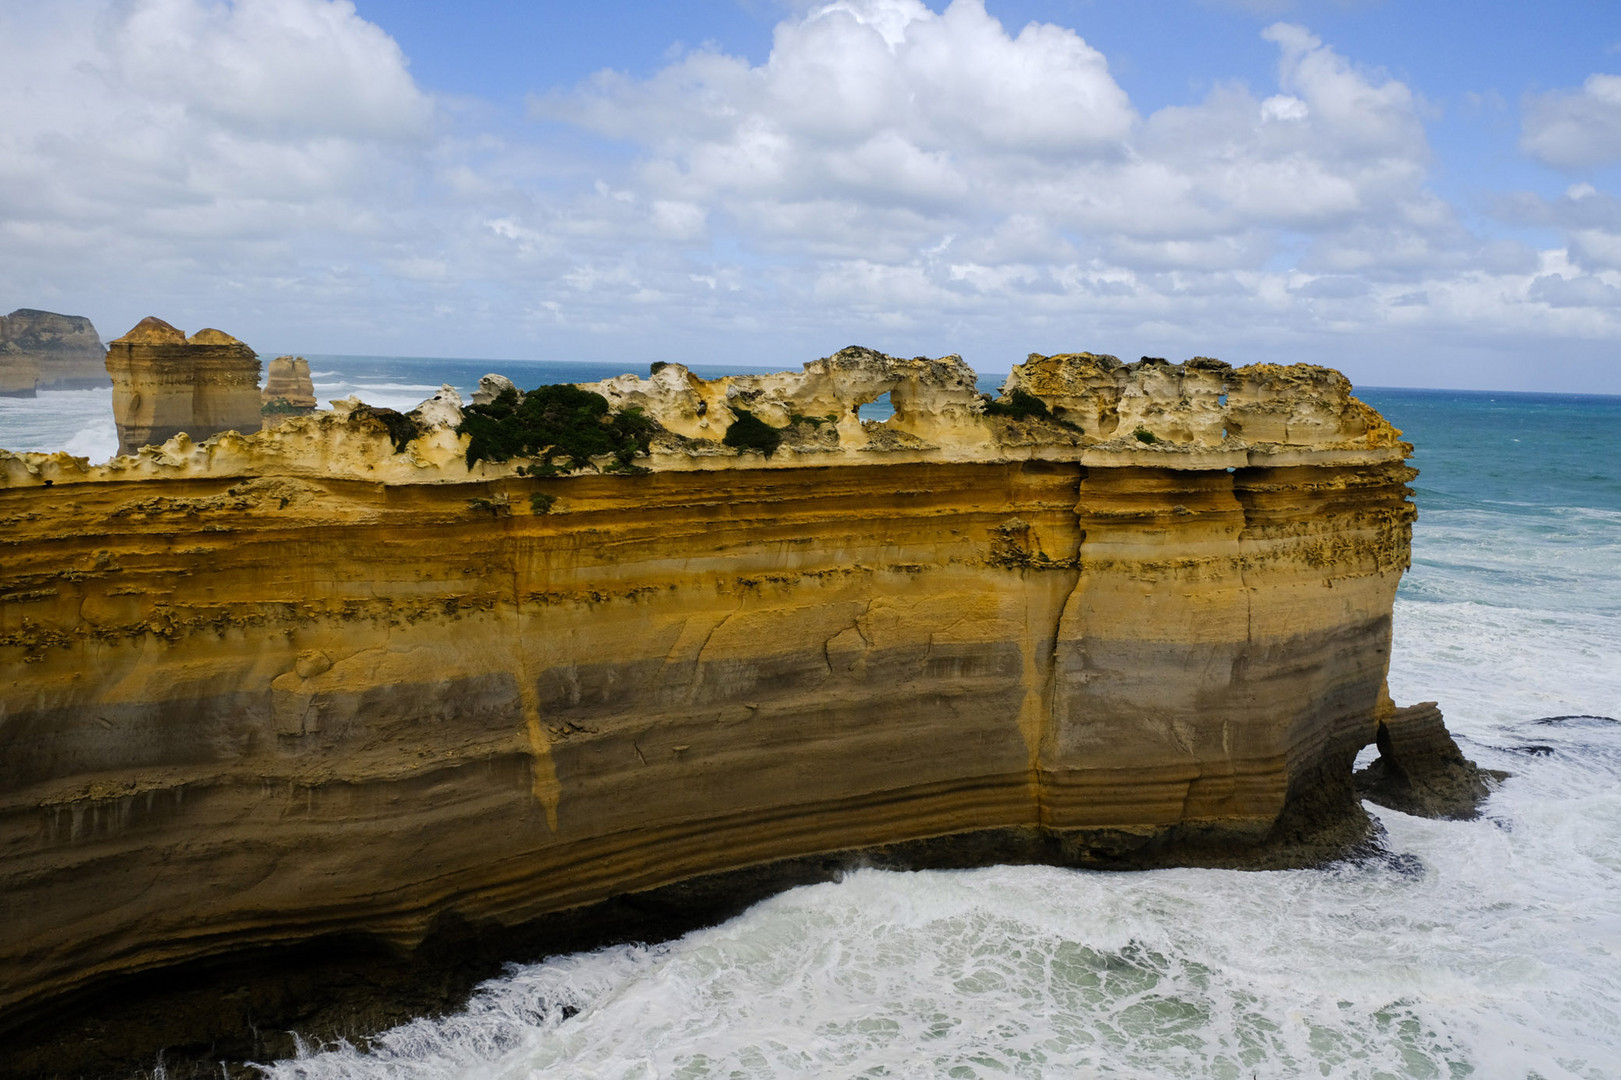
[[856, 391, 895, 423]]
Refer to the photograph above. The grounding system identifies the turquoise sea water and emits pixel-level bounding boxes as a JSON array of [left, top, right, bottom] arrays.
[[3, 366, 1618, 1078]]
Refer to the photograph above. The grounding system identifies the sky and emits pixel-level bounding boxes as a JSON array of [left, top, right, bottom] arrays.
[[4, 1, 1621, 390]]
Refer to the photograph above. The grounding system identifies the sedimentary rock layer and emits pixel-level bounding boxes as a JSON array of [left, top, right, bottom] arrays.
[[104, 317, 261, 455], [0, 348, 1416, 1024], [0, 308, 106, 395]]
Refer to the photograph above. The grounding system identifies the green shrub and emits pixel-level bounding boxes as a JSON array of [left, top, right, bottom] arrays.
[[981, 390, 1082, 432], [456, 384, 659, 472], [1133, 425, 1158, 444], [723, 408, 782, 457], [530, 492, 556, 514], [981, 389, 1052, 420], [348, 404, 426, 453]]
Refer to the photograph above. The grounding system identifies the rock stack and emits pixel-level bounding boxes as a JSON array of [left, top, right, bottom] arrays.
[[0, 308, 107, 396], [261, 355, 318, 425], [104, 317, 262, 455]]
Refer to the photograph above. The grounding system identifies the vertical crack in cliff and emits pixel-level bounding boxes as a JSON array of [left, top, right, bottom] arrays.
[[1016, 582, 1046, 778], [1030, 467, 1089, 830], [518, 675, 562, 832], [512, 558, 561, 831], [688, 609, 739, 703]]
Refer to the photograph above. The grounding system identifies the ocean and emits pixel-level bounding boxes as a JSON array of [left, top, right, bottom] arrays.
[[2, 364, 1618, 1079]]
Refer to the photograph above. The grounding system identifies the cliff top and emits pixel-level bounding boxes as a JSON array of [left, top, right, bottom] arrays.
[[187, 327, 247, 347], [1, 342, 1409, 489], [108, 317, 251, 350], [7, 308, 96, 324], [112, 316, 188, 345]]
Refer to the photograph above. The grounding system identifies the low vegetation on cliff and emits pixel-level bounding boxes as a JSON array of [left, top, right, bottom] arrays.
[[722, 408, 783, 457], [347, 403, 427, 453], [457, 384, 658, 474], [980, 390, 1081, 432]]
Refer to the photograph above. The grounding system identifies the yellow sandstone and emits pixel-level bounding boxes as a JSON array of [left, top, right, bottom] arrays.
[[0, 344, 1418, 1021]]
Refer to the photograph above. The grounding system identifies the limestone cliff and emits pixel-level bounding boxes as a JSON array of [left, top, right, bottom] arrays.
[[0, 346, 1419, 1053], [261, 355, 317, 422], [104, 317, 261, 455], [0, 324, 36, 396], [0, 308, 106, 395]]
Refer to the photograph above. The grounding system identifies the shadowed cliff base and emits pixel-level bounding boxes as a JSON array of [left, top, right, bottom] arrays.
[[0, 709, 1497, 1080], [3, 785, 1397, 1080]]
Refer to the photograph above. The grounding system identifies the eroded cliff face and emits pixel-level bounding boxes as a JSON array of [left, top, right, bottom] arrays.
[[0, 308, 106, 396], [0, 348, 1416, 1033], [104, 317, 261, 455]]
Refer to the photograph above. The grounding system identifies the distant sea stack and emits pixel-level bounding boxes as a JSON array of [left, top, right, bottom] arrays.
[[0, 308, 107, 396], [261, 355, 318, 423], [104, 316, 262, 456]]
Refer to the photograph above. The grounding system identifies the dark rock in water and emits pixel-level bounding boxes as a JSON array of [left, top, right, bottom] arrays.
[[1355, 702, 1508, 819], [1533, 714, 1618, 725], [1506, 744, 1556, 756], [1381, 850, 1428, 878]]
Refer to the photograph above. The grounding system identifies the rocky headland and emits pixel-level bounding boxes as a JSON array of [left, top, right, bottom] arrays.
[[0, 340, 1488, 1076], [0, 308, 107, 396]]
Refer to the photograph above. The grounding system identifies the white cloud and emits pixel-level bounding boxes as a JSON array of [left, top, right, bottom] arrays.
[[1261, 94, 1310, 122], [1522, 73, 1621, 169], [532, 7, 1449, 284], [540, 0, 1136, 207], [3, 0, 1620, 391], [0, 0, 443, 338], [110, 0, 432, 141], [1493, 183, 1621, 272], [1528, 273, 1621, 308], [1263, 22, 1423, 155], [0, 0, 432, 211]]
